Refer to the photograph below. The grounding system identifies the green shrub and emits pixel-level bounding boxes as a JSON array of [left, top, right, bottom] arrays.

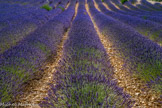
[[101, 0, 104, 2], [142, 16, 147, 20], [137, 60, 162, 92], [120, 0, 128, 4], [41, 4, 52, 11], [58, 6, 65, 11]]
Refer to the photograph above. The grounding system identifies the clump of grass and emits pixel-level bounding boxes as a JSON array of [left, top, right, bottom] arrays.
[[22, 2, 28, 5], [41, 4, 52, 11], [0, 57, 36, 103], [64, 83, 124, 107], [137, 61, 161, 82], [32, 42, 51, 55], [120, 0, 128, 4], [137, 60, 162, 92], [58, 6, 65, 11], [0, 84, 12, 104], [142, 16, 147, 20], [150, 30, 162, 41], [40, 74, 132, 107]]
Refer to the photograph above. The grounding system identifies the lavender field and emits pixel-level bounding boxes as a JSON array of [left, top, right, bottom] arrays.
[[0, 0, 161, 107]]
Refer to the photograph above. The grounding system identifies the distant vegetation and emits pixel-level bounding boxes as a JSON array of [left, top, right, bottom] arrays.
[[120, 0, 128, 4], [58, 6, 65, 11], [120, 0, 162, 4], [41, 4, 52, 11]]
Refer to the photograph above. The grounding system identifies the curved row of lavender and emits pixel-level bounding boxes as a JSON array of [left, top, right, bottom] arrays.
[[124, 0, 150, 11], [135, 1, 161, 11], [0, 3, 44, 21], [40, 0, 133, 107], [49, 0, 61, 8], [111, 0, 161, 12], [153, 2, 162, 9], [48, 0, 70, 17], [0, 0, 70, 54], [88, 0, 162, 93], [128, 0, 162, 10], [0, 0, 68, 27], [105, 0, 161, 14], [140, 0, 162, 10], [109, 0, 162, 14], [0, 2, 50, 30], [52, 0, 69, 12], [125, 1, 162, 23], [114, 0, 155, 12], [1, 0, 68, 25], [0, 0, 46, 7], [111, 0, 162, 22], [0, 0, 76, 103], [104, 0, 162, 24], [95, 0, 162, 46], [110, 0, 162, 16], [113, 0, 162, 14], [121, 0, 162, 24]]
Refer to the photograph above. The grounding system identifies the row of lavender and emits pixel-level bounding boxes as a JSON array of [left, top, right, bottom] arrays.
[[0, 0, 46, 7], [0, 0, 76, 103], [40, 0, 133, 107], [131, 0, 162, 10], [96, 0, 162, 46], [112, 0, 162, 12], [140, 0, 162, 9], [0, 0, 70, 55], [104, 0, 162, 23], [88, 0, 162, 93], [112, 0, 162, 16], [123, 0, 162, 11], [0, 0, 68, 30], [49, 0, 61, 8], [130, 0, 162, 11], [112, 0, 162, 13], [0, 3, 47, 24]]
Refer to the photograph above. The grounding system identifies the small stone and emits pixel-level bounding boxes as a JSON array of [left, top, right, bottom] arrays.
[[135, 93, 140, 96], [151, 97, 155, 101], [148, 102, 152, 106]]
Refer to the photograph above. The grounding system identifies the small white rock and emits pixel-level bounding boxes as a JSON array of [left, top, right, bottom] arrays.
[[135, 93, 140, 96]]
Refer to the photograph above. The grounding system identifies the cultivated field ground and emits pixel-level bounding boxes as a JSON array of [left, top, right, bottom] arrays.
[[0, 0, 162, 108]]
